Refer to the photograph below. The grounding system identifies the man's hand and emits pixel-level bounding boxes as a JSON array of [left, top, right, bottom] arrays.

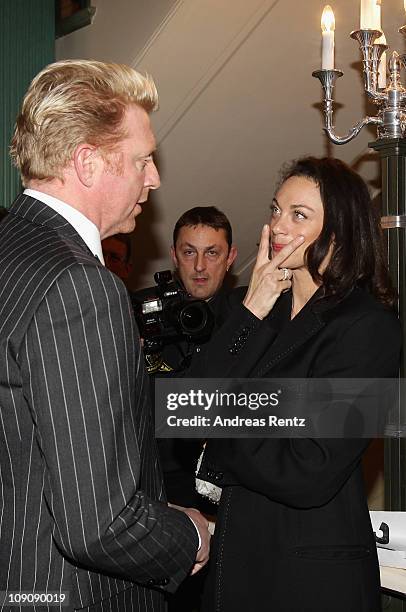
[[168, 504, 211, 575]]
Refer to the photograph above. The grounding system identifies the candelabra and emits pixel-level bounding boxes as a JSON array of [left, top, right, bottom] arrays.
[[313, 8, 406, 609], [314, 28, 406, 601], [313, 28, 406, 144]]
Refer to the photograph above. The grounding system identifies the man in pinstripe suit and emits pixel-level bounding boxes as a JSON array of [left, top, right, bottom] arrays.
[[0, 60, 209, 611]]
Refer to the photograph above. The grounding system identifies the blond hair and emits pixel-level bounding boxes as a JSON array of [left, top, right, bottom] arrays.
[[10, 59, 158, 185]]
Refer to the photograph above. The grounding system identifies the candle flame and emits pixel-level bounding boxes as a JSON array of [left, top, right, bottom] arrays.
[[321, 5, 335, 32]]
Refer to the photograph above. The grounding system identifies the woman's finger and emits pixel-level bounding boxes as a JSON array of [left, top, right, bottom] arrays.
[[254, 224, 271, 268], [270, 235, 305, 269]]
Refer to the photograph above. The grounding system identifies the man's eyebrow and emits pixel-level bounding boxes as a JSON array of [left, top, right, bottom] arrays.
[[179, 242, 197, 249], [179, 242, 219, 250], [136, 151, 155, 159], [136, 144, 157, 158]]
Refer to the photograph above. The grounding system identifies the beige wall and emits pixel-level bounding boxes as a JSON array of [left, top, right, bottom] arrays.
[[57, 0, 405, 294], [56, 0, 178, 65]]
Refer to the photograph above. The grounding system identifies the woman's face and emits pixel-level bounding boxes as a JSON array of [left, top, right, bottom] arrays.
[[270, 175, 325, 271]]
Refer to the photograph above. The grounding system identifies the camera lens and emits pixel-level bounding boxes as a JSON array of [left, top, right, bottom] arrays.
[[179, 302, 207, 334]]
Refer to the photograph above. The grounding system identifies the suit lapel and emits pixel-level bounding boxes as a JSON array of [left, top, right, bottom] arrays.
[[9, 193, 94, 257], [253, 289, 326, 376]]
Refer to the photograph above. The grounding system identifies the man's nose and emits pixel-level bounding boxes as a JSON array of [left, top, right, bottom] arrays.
[[145, 160, 160, 190], [194, 253, 206, 272]]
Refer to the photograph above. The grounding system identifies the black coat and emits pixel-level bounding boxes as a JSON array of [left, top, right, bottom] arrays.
[[193, 287, 401, 612]]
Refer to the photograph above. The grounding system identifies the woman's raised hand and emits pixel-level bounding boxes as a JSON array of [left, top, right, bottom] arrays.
[[243, 225, 304, 320]]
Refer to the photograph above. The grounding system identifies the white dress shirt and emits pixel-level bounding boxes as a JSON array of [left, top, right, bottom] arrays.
[[24, 189, 105, 265]]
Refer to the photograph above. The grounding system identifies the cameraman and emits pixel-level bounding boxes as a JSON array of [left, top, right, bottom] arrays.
[[145, 206, 239, 374], [134, 207, 242, 611], [133, 207, 244, 502]]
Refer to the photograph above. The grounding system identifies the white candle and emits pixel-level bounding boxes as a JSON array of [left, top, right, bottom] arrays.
[[373, 0, 381, 31], [378, 50, 387, 88], [321, 5, 335, 70], [360, 0, 376, 29], [377, 32, 387, 89]]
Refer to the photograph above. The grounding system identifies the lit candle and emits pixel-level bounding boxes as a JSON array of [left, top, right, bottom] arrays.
[[360, 0, 377, 29], [377, 32, 387, 89], [321, 5, 335, 70]]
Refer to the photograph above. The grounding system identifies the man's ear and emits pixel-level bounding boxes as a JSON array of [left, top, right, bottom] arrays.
[[73, 144, 100, 187], [226, 245, 238, 270], [170, 245, 178, 268]]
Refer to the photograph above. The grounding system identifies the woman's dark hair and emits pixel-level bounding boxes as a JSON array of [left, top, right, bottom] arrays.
[[277, 156, 396, 307]]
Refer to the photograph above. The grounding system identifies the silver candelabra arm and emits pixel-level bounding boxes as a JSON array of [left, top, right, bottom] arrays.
[[350, 29, 387, 98], [312, 69, 383, 145], [325, 114, 381, 145]]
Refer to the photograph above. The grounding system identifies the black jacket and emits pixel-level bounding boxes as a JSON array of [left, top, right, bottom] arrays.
[[192, 287, 401, 612], [133, 283, 246, 506]]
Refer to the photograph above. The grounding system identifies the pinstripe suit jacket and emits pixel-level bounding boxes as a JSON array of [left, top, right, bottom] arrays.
[[0, 194, 198, 612]]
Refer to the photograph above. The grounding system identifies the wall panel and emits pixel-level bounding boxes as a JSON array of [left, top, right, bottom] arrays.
[[0, 0, 54, 206]]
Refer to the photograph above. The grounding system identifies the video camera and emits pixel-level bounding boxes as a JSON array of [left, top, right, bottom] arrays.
[[133, 270, 214, 353]]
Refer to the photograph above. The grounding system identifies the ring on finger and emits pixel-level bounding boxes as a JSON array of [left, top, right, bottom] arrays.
[[281, 267, 290, 281]]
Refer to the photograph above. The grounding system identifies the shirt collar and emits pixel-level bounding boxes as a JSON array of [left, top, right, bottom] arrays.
[[24, 189, 105, 264]]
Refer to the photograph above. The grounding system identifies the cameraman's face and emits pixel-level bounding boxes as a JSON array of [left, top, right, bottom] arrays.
[[171, 224, 237, 300]]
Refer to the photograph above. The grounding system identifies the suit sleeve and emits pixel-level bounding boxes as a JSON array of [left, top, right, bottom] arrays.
[[20, 263, 198, 591], [198, 307, 401, 508]]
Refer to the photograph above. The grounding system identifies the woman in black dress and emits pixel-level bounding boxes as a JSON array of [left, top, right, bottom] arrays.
[[194, 157, 400, 612]]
